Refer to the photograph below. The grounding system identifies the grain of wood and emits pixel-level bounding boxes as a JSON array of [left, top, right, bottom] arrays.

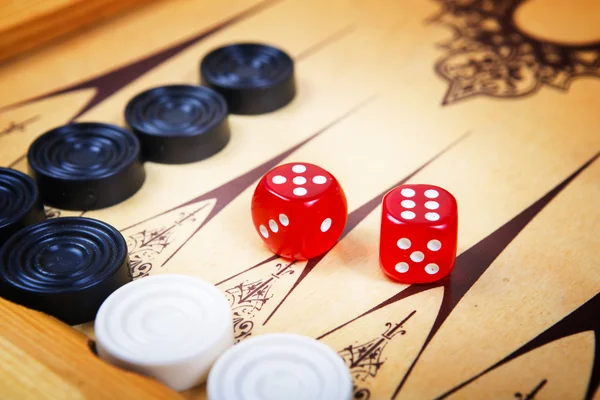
[[0, 297, 184, 399], [0, 0, 155, 63]]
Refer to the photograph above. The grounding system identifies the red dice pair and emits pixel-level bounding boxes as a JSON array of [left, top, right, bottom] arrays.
[[250, 162, 458, 284]]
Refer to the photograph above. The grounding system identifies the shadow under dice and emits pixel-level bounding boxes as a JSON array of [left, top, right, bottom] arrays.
[[251, 162, 348, 260], [379, 184, 458, 284]]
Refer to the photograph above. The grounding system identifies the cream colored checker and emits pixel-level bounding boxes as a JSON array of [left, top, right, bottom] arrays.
[[94, 274, 234, 391], [207, 333, 353, 400]]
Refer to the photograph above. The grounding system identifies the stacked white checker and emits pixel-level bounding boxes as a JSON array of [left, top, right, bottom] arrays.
[[207, 333, 353, 400], [94, 274, 234, 391]]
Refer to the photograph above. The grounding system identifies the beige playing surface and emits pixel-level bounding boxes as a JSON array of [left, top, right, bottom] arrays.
[[0, 0, 599, 399]]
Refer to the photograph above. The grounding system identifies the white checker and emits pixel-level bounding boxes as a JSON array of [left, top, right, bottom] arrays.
[[425, 212, 440, 221], [424, 189, 439, 198], [293, 176, 307, 185], [400, 211, 415, 220], [95, 274, 234, 391], [312, 175, 327, 184], [279, 214, 289, 226], [427, 240, 442, 251], [207, 333, 353, 400], [397, 238, 411, 250], [424, 201, 439, 210], [400, 188, 415, 197], [395, 262, 409, 273], [269, 220, 278, 233], [410, 251, 424, 262], [292, 164, 306, 173], [259, 225, 269, 238], [425, 263, 440, 274], [272, 175, 286, 184], [401, 200, 415, 208], [293, 187, 307, 196], [321, 218, 332, 232]]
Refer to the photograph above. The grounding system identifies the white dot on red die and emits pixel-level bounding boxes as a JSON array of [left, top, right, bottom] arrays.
[[401, 211, 415, 220], [292, 165, 306, 173], [427, 240, 441, 251], [320, 218, 332, 232], [268, 220, 278, 233], [259, 225, 269, 238], [397, 238, 411, 250], [279, 214, 289, 226], [312, 175, 327, 184], [293, 176, 306, 185], [425, 263, 440, 274], [410, 251, 424, 262], [395, 262, 409, 273], [425, 189, 439, 198], [401, 200, 415, 208], [400, 188, 415, 197], [293, 187, 307, 196], [425, 212, 440, 221], [272, 175, 286, 184], [425, 201, 439, 210]]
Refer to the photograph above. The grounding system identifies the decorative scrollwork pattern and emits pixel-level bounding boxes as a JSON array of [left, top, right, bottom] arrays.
[[224, 262, 296, 342], [339, 311, 416, 397], [430, 0, 600, 105]]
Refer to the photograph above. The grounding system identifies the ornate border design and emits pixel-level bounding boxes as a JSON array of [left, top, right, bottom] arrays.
[[430, 0, 600, 105]]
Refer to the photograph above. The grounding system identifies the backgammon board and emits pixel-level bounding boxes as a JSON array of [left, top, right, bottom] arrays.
[[0, 0, 599, 399]]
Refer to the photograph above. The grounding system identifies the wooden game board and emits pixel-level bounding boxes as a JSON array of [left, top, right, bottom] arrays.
[[0, 0, 599, 399]]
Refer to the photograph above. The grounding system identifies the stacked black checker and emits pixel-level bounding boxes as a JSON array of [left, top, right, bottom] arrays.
[[200, 43, 296, 115], [125, 85, 230, 164], [0, 41, 295, 325], [0, 168, 46, 247], [28, 122, 146, 211], [0, 217, 130, 325]]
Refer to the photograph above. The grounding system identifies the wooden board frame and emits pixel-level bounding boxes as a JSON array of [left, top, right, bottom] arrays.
[[0, 0, 599, 399]]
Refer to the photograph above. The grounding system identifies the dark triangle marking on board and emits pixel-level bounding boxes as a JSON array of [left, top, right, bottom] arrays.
[[316, 283, 424, 339], [262, 131, 472, 326], [437, 293, 600, 400], [214, 255, 282, 286], [120, 96, 377, 268], [0, 0, 283, 117], [312, 151, 598, 398], [389, 151, 599, 398]]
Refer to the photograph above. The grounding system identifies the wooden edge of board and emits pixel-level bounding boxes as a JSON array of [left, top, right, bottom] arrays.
[[0, 296, 185, 399], [0, 0, 156, 64]]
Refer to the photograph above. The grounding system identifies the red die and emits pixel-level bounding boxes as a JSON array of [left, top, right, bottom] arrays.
[[379, 184, 458, 284], [251, 162, 348, 260]]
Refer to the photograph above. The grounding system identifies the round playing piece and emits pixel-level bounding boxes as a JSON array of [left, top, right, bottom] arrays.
[[94, 274, 234, 392], [27, 122, 146, 211], [124, 85, 231, 164], [0, 217, 131, 325], [200, 43, 296, 115], [207, 333, 353, 400], [0, 167, 46, 247]]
